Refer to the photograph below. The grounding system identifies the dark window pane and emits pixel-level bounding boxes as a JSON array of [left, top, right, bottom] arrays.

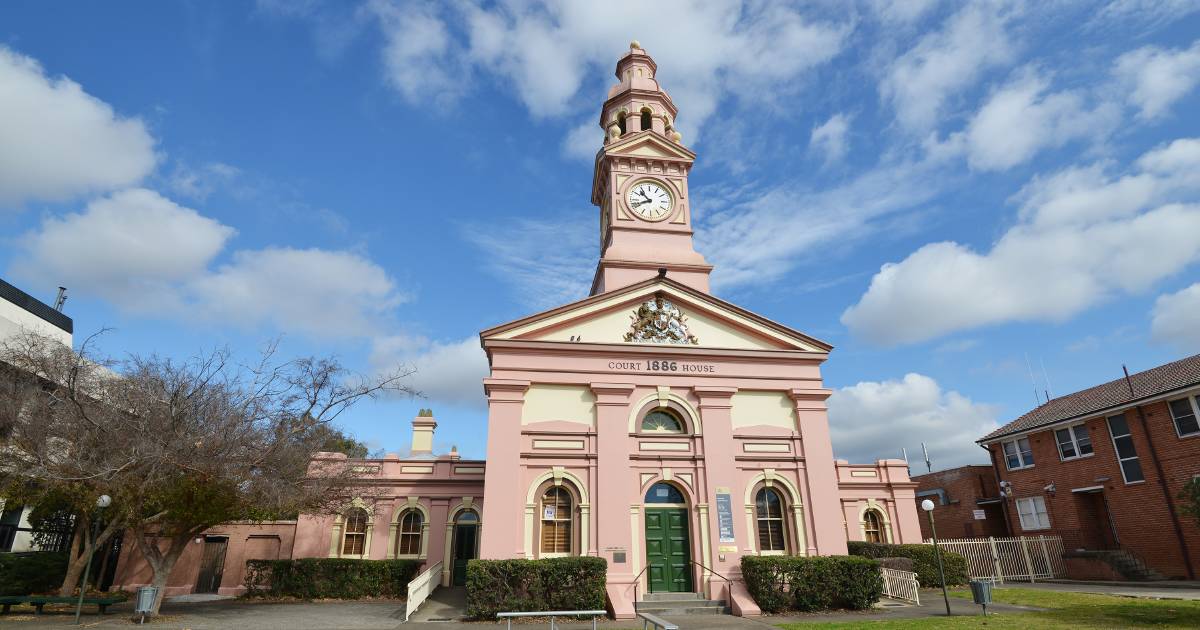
[[1121, 458, 1145, 483], [1108, 413, 1130, 435], [1075, 426, 1093, 454], [645, 482, 685, 504], [1114, 435, 1137, 460], [1178, 414, 1200, 436]]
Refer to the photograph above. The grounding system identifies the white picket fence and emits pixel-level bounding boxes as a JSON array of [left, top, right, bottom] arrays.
[[403, 561, 442, 622], [928, 535, 1065, 583], [879, 567, 920, 604]]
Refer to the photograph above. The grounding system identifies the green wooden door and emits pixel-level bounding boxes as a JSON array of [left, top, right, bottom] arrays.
[[452, 523, 477, 586], [644, 508, 692, 593]]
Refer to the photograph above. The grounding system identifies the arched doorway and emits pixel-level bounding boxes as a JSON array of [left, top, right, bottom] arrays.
[[450, 509, 479, 586], [643, 482, 692, 593]]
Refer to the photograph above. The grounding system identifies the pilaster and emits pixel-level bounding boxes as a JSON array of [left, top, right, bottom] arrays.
[[590, 382, 636, 578], [693, 386, 739, 578], [479, 379, 529, 559], [789, 388, 846, 555]]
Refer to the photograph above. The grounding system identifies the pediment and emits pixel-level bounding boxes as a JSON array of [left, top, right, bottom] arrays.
[[481, 278, 830, 353], [603, 132, 696, 161]]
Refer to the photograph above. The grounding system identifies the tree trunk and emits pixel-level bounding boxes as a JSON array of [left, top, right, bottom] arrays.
[[57, 518, 88, 596], [133, 529, 193, 617]]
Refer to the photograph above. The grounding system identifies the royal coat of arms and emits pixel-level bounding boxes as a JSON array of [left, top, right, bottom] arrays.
[[623, 295, 699, 344]]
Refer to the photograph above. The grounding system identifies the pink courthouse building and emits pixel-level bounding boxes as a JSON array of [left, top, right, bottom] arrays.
[[113, 43, 920, 618]]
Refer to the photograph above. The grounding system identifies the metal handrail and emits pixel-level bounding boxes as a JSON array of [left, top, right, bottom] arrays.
[[638, 611, 679, 630], [496, 609, 606, 630], [631, 563, 651, 604], [689, 559, 732, 597]]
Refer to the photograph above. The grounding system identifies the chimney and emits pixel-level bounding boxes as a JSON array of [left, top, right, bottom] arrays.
[[411, 408, 437, 456]]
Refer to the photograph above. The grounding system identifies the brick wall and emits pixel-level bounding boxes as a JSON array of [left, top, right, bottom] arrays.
[[988, 399, 1200, 579], [912, 465, 1009, 540]]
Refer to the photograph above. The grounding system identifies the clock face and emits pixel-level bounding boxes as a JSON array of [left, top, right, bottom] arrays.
[[627, 181, 673, 221]]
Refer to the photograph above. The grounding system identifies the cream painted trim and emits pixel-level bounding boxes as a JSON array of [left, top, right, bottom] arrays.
[[533, 439, 585, 449], [455, 466, 485, 474], [859, 500, 893, 544], [629, 505, 642, 585], [487, 282, 821, 351], [743, 443, 790, 453], [639, 442, 690, 451], [523, 468, 590, 559], [401, 465, 434, 473], [851, 470, 878, 477], [329, 499, 374, 559], [388, 498, 430, 560], [744, 472, 806, 557], [696, 503, 712, 588], [627, 391, 703, 435]]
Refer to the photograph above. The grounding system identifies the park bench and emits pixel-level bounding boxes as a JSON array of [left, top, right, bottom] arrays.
[[637, 611, 679, 630], [0, 595, 123, 615]]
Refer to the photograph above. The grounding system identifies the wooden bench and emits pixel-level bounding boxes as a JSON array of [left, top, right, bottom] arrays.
[[0, 595, 123, 615], [637, 611, 679, 630]]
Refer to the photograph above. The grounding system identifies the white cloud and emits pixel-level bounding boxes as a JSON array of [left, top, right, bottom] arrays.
[[12, 188, 406, 338], [881, 2, 1018, 133], [964, 69, 1119, 171], [463, 216, 596, 311], [869, 0, 942, 25], [166, 161, 241, 201], [370, 335, 488, 409], [828, 373, 999, 469], [362, 1, 849, 142], [0, 46, 157, 207], [1151, 283, 1200, 352], [842, 138, 1200, 346], [810, 113, 851, 164], [562, 118, 600, 161], [1114, 39, 1200, 120]]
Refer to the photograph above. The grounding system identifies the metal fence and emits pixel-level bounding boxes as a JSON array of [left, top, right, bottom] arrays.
[[927, 535, 1065, 583], [879, 567, 920, 604]]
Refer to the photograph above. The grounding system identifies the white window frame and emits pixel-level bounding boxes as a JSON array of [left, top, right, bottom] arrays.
[[1015, 496, 1050, 531], [1055, 423, 1094, 461], [1002, 437, 1034, 470], [1167, 395, 1200, 438], [1107, 413, 1145, 485]]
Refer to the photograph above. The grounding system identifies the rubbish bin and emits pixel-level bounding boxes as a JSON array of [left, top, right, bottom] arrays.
[[135, 586, 159, 623], [968, 579, 993, 615]]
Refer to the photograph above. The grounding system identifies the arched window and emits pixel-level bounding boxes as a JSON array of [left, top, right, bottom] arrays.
[[641, 409, 683, 433], [395, 509, 423, 556], [617, 112, 627, 136], [341, 508, 369, 556], [863, 509, 885, 543], [540, 487, 573, 555], [645, 482, 685, 504], [755, 488, 788, 553], [640, 107, 653, 132]]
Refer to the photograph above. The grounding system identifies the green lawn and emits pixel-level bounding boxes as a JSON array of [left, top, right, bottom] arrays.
[[775, 588, 1200, 629]]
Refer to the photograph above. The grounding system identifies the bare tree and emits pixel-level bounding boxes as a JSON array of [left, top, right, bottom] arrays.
[[0, 332, 415, 615]]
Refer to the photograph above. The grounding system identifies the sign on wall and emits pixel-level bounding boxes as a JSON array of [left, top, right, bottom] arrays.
[[973, 509, 986, 520], [715, 488, 736, 544]]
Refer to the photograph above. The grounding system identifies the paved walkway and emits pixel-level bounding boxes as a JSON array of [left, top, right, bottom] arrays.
[[1018, 580, 1200, 601], [406, 586, 467, 622]]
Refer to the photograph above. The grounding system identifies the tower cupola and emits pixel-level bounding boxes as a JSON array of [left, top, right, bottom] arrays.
[[601, 42, 683, 144]]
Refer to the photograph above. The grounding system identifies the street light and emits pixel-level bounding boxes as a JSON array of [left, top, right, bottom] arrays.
[[75, 494, 111, 625], [921, 499, 952, 616]]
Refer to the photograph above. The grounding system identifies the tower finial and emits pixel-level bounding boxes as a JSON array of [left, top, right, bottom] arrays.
[[630, 40, 641, 50]]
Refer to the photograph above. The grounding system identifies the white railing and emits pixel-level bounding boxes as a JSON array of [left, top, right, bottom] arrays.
[[879, 567, 920, 604], [403, 561, 442, 622], [927, 535, 1065, 583]]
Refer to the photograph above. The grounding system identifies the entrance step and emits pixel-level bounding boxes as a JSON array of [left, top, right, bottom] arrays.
[[636, 595, 730, 615]]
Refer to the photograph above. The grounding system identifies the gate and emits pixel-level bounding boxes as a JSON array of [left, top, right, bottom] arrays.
[[195, 537, 229, 594]]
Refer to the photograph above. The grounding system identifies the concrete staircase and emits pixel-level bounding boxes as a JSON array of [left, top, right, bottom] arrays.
[[635, 592, 730, 616], [1070, 549, 1167, 581]]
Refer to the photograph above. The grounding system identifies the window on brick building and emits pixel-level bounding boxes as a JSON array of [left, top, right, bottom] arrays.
[[1002, 437, 1034, 470], [1107, 413, 1145, 483], [1167, 396, 1200, 438], [1055, 424, 1093, 460], [1015, 496, 1050, 530]]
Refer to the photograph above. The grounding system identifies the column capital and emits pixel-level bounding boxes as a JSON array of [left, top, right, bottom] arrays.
[[589, 382, 636, 404], [693, 386, 737, 407], [484, 378, 529, 401], [788, 388, 832, 408]]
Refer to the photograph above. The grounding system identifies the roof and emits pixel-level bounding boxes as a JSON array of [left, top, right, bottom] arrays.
[[0, 277, 72, 334], [910, 464, 994, 480], [980, 353, 1200, 443]]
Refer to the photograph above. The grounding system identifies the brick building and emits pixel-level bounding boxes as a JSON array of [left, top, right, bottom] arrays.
[[978, 354, 1200, 580], [912, 465, 1010, 540]]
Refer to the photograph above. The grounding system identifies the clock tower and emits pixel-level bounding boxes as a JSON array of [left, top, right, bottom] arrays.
[[589, 42, 713, 296]]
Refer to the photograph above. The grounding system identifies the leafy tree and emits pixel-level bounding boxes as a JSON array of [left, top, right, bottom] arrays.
[[1181, 477, 1200, 529], [0, 332, 415, 615], [313, 425, 370, 458]]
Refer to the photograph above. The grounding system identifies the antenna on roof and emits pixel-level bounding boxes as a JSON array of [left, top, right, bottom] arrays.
[[1122, 364, 1136, 398], [1040, 357, 1054, 401], [1025, 352, 1042, 405], [901, 447, 910, 475], [921, 442, 932, 473], [53, 287, 67, 312]]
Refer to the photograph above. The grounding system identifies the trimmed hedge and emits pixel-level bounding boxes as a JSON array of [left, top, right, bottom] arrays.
[[243, 558, 421, 599], [847, 541, 968, 587], [0, 552, 69, 595], [741, 555, 883, 613], [875, 557, 915, 572], [465, 557, 606, 620]]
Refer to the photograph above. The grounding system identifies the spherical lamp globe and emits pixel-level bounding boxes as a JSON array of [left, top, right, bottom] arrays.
[[921, 499, 935, 512]]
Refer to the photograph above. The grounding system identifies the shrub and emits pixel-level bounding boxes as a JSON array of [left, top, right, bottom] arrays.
[[741, 555, 883, 613], [0, 552, 69, 595], [243, 558, 421, 599], [847, 541, 968, 587], [875, 557, 915, 572], [465, 557, 606, 620]]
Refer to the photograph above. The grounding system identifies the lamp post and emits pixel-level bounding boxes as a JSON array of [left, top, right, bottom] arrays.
[[75, 494, 111, 625], [921, 499, 952, 616]]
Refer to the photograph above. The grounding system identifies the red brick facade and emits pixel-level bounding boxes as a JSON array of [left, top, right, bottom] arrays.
[[984, 397, 1200, 579], [912, 465, 1009, 540]]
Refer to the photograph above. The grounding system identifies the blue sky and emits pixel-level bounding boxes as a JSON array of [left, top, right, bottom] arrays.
[[2, 1, 1199, 470]]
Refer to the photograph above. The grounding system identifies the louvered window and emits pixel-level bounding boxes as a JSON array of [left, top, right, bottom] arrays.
[[540, 487, 573, 555], [755, 488, 787, 553]]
